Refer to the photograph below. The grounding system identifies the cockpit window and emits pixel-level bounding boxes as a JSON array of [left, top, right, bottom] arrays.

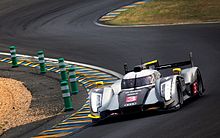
[[121, 75, 154, 89]]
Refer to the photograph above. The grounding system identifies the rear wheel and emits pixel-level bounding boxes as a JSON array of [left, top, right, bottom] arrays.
[[197, 70, 205, 96]]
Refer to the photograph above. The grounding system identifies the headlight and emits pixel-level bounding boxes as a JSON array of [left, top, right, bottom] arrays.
[[161, 79, 172, 101], [90, 92, 102, 113]]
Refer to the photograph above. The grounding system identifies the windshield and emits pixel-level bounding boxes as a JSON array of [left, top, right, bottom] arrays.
[[121, 75, 153, 89]]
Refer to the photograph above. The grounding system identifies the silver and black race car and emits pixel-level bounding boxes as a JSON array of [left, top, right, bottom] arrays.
[[88, 53, 205, 122]]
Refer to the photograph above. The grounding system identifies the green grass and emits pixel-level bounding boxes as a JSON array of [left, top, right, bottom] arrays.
[[107, 0, 220, 25]]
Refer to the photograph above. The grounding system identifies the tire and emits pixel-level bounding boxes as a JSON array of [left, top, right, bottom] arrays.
[[176, 81, 184, 109], [92, 118, 101, 124], [169, 80, 183, 111], [197, 70, 205, 97], [92, 111, 109, 124]]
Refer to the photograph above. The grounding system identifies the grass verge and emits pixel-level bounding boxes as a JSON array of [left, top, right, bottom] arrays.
[[107, 0, 220, 25]]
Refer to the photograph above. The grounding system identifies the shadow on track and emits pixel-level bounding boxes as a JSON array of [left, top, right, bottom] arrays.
[[92, 95, 207, 126]]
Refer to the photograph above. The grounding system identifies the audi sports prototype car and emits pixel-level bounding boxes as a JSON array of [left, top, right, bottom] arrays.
[[88, 53, 205, 122]]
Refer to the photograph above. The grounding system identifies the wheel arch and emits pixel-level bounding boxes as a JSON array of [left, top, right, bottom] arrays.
[[181, 67, 199, 84], [155, 75, 184, 107]]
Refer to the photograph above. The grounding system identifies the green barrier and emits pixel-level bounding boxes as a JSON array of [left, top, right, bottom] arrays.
[[61, 81, 73, 111], [37, 51, 46, 74], [58, 58, 68, 81], [69, 67, 79, 95], [9, 46, 18, 68]]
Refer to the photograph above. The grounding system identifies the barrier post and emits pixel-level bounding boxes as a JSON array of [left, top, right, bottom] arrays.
[[9, 46, 18, 68], [58, 58, 68, 81], [61, 81, 73, 111], [37, 51, 46, 74], [69, 67, 79, 95]]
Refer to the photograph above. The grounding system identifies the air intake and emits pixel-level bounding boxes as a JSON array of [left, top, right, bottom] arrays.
[[134, 66, 143, 72]]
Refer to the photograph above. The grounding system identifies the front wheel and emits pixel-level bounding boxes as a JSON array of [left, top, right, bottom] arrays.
[[91, 111, 110, 124], [169, 80, 183, 111], [175, 81, 184, 110], [92, 118, 101, 124]]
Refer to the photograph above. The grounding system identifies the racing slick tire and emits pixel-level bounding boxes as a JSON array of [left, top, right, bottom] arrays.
[[197, 70, 205, 97], [92, 118, 101, 124], [168, 79, 184, 111], [92, 111, 110, 124], [175, 80, 184, 110]]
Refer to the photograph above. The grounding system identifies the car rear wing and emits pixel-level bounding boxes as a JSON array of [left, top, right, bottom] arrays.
[[145, 52, 194, 70], [155, 60, 192, 70], [124, 52, 194, 74]]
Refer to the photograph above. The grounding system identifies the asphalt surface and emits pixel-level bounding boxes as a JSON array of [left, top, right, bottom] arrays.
[[0, 0, 220, 137]]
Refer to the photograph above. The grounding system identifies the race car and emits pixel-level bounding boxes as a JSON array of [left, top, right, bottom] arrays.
[[88, 53, 205, 122]]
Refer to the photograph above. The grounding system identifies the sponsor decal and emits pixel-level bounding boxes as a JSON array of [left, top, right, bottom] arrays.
[[120, 88, 148, 107], [126, 96, 138, 103], [125, 90, 141, 94]]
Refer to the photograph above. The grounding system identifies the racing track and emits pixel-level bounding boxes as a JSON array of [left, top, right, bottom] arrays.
[[0, 0, 220, 137]]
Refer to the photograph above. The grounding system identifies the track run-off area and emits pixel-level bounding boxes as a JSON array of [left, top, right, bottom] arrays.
[[0, 52, 121, 137], [0, 0, 220, 137]]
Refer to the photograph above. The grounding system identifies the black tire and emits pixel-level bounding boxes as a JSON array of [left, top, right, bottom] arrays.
[[92, 111, 109, 124], [176, 81, 184, 109], [169, 80, 183, 111], [197, 70, 205, 97], [92, 118, 101, 124]]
